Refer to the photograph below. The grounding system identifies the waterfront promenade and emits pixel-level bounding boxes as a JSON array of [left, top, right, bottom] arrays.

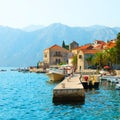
[[53, 74, 85, 103]]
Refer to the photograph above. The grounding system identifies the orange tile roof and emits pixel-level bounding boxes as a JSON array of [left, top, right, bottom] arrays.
[[104, 41, 116, 49], [95, 40, 106, 44], [81, 49, 102, 54], [44, 44, 69, 52], [93, 43, 106, 49], [73, 44, 93, 50], [50, 44, 62, 49]]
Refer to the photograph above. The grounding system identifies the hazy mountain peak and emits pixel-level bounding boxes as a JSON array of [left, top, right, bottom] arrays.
[[0, 23, 120, 67], [22, 25, 45, 32], [86, 25, 110, 30], [49, 23, 69, 28]]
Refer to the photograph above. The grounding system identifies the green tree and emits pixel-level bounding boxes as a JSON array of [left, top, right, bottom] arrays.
[[72, 55, 77, 69], [86, 55, 93, 66], [62, 40, 69, 50], [92, 47, 117, 69], [65, 45, 69, 50], [104, 48, 116, 66], [62, 40, 66, 48], [115, 32, 120, 64], [92, 52, 104, 68]]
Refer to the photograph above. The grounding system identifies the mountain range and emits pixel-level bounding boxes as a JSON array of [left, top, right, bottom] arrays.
[[0, 23, 120, 67]]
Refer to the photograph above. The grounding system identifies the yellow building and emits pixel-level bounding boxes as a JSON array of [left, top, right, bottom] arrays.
[[75, 40, 116, 71], [43, 44, 69, 66], [77, 49, 102, 71]]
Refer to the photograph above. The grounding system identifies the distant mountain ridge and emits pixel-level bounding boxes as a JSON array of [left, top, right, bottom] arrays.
[[0, 23, 119, 67], [22, 25, 45, 32]]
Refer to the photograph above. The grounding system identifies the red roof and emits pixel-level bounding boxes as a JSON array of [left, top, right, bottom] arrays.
[[44, 44, 69, 52], [95, 40, 106, 44], [73, 44, 93, 50], [104, 41, 116, 49], [81, 49, 102, 54], [93, 43, 106, 49]]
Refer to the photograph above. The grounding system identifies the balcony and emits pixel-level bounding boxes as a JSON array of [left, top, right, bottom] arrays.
[[53, 54, 62, 57]]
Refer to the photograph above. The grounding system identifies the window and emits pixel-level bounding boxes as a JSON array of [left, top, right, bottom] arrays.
[[44, 54, 47, 57], [56, 59, 61, 64], [79, 55, 82, 59], [55, 51, 61, 56]]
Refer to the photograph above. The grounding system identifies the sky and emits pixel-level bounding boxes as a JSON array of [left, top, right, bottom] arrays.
[[0, 0, 120, 28]]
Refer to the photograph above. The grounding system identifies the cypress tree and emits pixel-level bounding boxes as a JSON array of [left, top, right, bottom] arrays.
[[62, 40, 66, 48]]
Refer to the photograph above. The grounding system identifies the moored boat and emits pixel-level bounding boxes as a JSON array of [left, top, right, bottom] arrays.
[[46, 71, 65, 82], [0, 69, 7, 72], [115, 79, 120, 90], [80, 75, 100, 89], [115, 83, 120, 90], [46, 65, 73, 82]]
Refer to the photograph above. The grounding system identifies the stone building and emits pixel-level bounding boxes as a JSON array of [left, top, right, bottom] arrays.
[[43, 44, 69, 66], [69, 41, 79, 50], [77, 49, 102, 71]]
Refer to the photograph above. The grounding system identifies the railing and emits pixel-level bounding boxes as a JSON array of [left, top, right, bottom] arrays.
[[53, 54, 62, 57]]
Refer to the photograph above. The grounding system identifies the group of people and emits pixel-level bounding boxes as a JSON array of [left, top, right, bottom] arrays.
[[63, 66, 75, 76]]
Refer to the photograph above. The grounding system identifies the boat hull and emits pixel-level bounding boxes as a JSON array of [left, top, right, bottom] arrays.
[[115, 84, 120, 90], [82, 82, 99, 89], [46, 72, 65, 82]]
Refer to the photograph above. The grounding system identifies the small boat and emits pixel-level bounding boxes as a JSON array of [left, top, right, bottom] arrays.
[[115, 78, 120, 90], [46, 69, 65, 82], [115, 83, 120, 90], [80, 75, 100, 89], [81, 81, 99, 89], [0, 69, 7, 72], [18, 68, 29, 73]]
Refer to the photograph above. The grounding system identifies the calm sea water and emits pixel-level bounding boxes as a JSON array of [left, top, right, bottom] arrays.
[[0, 68, 120, 120]]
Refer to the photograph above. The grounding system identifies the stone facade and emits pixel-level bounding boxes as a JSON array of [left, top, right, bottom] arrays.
[[76, 49, 102, 71], [53, 75, 85, 103], [44, 44, 69, 66], [53, 89, 85, 103], [69, 41, 79, 50], [77, 50, 85, 71]]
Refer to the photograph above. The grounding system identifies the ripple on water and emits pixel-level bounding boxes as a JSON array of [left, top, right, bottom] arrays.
[[0, 69, 120, 120]]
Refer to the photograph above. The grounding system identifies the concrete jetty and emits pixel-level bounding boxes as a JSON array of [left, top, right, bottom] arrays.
[[53, 74, 85, 104]]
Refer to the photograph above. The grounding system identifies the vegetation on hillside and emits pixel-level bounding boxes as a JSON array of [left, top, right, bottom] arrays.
[[116, 32, 120, 64], [91, 32, 120, 69]]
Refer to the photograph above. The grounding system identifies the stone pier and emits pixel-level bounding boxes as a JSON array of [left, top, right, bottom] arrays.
[[53, 74, 85, 104]]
